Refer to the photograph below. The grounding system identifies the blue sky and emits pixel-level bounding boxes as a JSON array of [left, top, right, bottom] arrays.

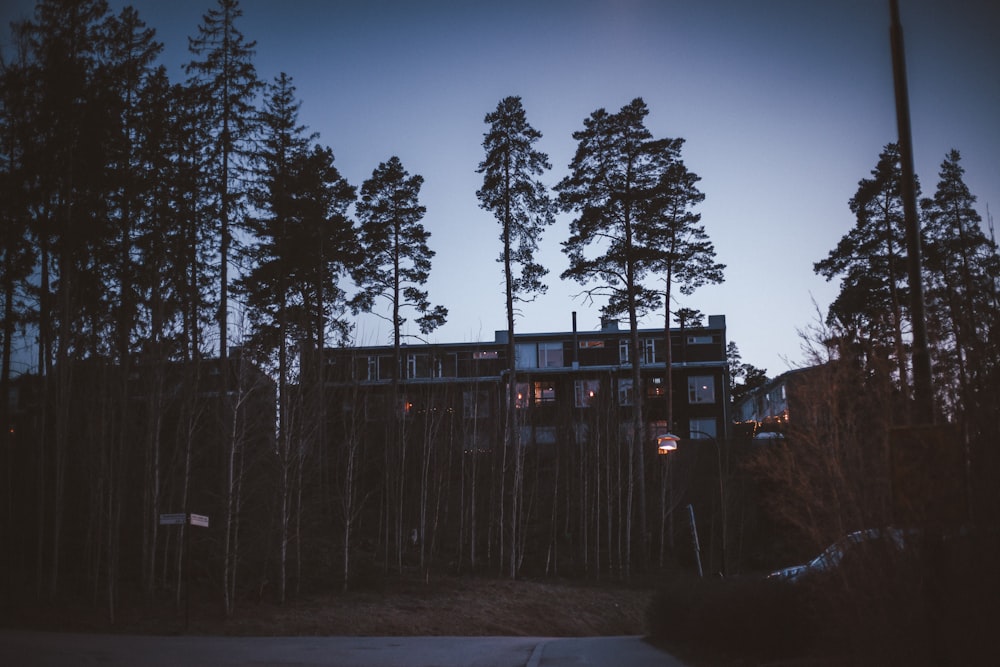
[[3, 0, 998, 374]]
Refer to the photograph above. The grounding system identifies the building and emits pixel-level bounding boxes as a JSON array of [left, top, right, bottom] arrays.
[[733, 366, 818, 437], [315, 314, 731, 448]]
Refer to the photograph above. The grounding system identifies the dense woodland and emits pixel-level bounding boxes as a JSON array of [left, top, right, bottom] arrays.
[[2, 0, 999, 624]]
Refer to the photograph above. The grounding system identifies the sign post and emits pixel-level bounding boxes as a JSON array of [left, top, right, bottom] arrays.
[[158, 512, 209, 632]]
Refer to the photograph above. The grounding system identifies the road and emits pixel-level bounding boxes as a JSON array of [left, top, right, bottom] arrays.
[[0, 631, 688, 666]]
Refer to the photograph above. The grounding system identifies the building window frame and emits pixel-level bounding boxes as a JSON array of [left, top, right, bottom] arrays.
[[688, 375, 716, 404], [533, 381, 556, 405], [618, 377, 634, 406], [690, 418, 717, 439], [537, 342, 564, 368], [574, 379, 600, 407]]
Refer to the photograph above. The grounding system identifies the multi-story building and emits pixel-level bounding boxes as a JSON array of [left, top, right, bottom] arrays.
[[316, 314, 730, 447]]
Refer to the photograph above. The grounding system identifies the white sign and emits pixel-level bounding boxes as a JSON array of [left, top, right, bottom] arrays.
[[159, 513, 186, 525], [189, 513, 209, 528]]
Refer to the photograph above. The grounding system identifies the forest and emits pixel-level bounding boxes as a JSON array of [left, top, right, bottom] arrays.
[[2, 0, 999, 628]]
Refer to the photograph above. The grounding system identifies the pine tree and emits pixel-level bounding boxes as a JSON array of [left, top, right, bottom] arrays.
[[476, 95, 554, 577], [185, 0, 261, 616], [238, 74, 358, 601], [23, 0, 117, 598], [920, 149, 1000, 421], [556, 97, 678, 575], [642, 140, 722, 436], [352, 156, 446, 571], [353, 156, 447, 351], [185, 0, 260, 363], [815, 143, 914, 411]]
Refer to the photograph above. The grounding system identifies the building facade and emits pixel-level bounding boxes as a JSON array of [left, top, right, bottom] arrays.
[[317, 314, 730, 448]]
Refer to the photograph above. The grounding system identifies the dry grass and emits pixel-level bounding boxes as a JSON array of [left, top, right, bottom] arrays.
[[6, 575, 654, 638]]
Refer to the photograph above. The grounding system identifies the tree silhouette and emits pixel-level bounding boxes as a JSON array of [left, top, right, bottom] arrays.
[[185, 0, 260, 363], [557, 97, 684, 574], [476, 95, 554, 577]]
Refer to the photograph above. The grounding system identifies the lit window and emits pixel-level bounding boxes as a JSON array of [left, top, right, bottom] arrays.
[[533, 381, 556, 404], [473, 350, 498, 360], [579, 340, 605, 349], [574, 379, 600, 407], [647, 377, 665, 397], [514, 382, 530, 409], [618, 378, 634, 406], [688, 375, 715, 404]]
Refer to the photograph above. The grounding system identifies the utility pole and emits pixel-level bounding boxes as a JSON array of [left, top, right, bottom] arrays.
[[889, 0, 934, 423]]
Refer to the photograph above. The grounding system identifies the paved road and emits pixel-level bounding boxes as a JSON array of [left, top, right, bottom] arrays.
[[0, 631, 687, 666]]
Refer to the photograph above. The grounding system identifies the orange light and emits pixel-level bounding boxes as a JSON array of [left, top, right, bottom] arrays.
[[656, 433, 680, 455]]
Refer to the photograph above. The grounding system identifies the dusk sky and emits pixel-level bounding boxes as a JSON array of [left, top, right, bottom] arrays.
[[3, 0, 998, 375]]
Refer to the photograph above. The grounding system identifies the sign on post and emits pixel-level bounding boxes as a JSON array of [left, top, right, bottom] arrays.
[[159, 513, 186, 525], [189, 513, 209, 528]]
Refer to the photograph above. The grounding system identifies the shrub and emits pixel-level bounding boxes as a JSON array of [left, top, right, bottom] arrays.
[[647, 574, 817, 662]]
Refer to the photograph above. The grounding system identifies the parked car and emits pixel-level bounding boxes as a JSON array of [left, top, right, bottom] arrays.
[[768, 528, 910, 583]]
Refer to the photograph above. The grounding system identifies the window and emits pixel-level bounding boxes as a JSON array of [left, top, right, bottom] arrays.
[[689, 418, 717, 439], [463, 390, 490, 419], [647, 377, 665, 397], [514, 382, 530, 409], [366, 355, 379, 381], [473, 350, 498, 360], [618, 378, 634, 406], [516, 342, 564, 369], [515, 343, 538, 369], [534, 426, 557, 445], [687, 335, 713, 345], [538, 342, 564, 368], [519, 425, 557, 446], [619, 339, 630, 364], [406, 353, 430, 379], [533, 381, 556, 404], [688, 375, 715, 404], [578, 340, 605, 349], [574, 379, 600, 407], [641, 338, 656, 364]]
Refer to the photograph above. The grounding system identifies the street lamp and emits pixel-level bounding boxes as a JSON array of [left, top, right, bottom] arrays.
[[657, 432, 680, 455], [659, 429, 726, 576]]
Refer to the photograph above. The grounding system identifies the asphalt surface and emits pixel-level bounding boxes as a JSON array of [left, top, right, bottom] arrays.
[[0, 631, 688, 666]]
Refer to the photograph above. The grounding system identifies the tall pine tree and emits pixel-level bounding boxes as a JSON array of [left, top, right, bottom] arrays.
[[185, 0, 260, 363], [815, 143, 914, 414], [556, 97, 680, 575], [476, 95, 554, 578]]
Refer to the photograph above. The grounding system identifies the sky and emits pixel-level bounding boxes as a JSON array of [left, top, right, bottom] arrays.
[[2, 0, 999, 375]]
